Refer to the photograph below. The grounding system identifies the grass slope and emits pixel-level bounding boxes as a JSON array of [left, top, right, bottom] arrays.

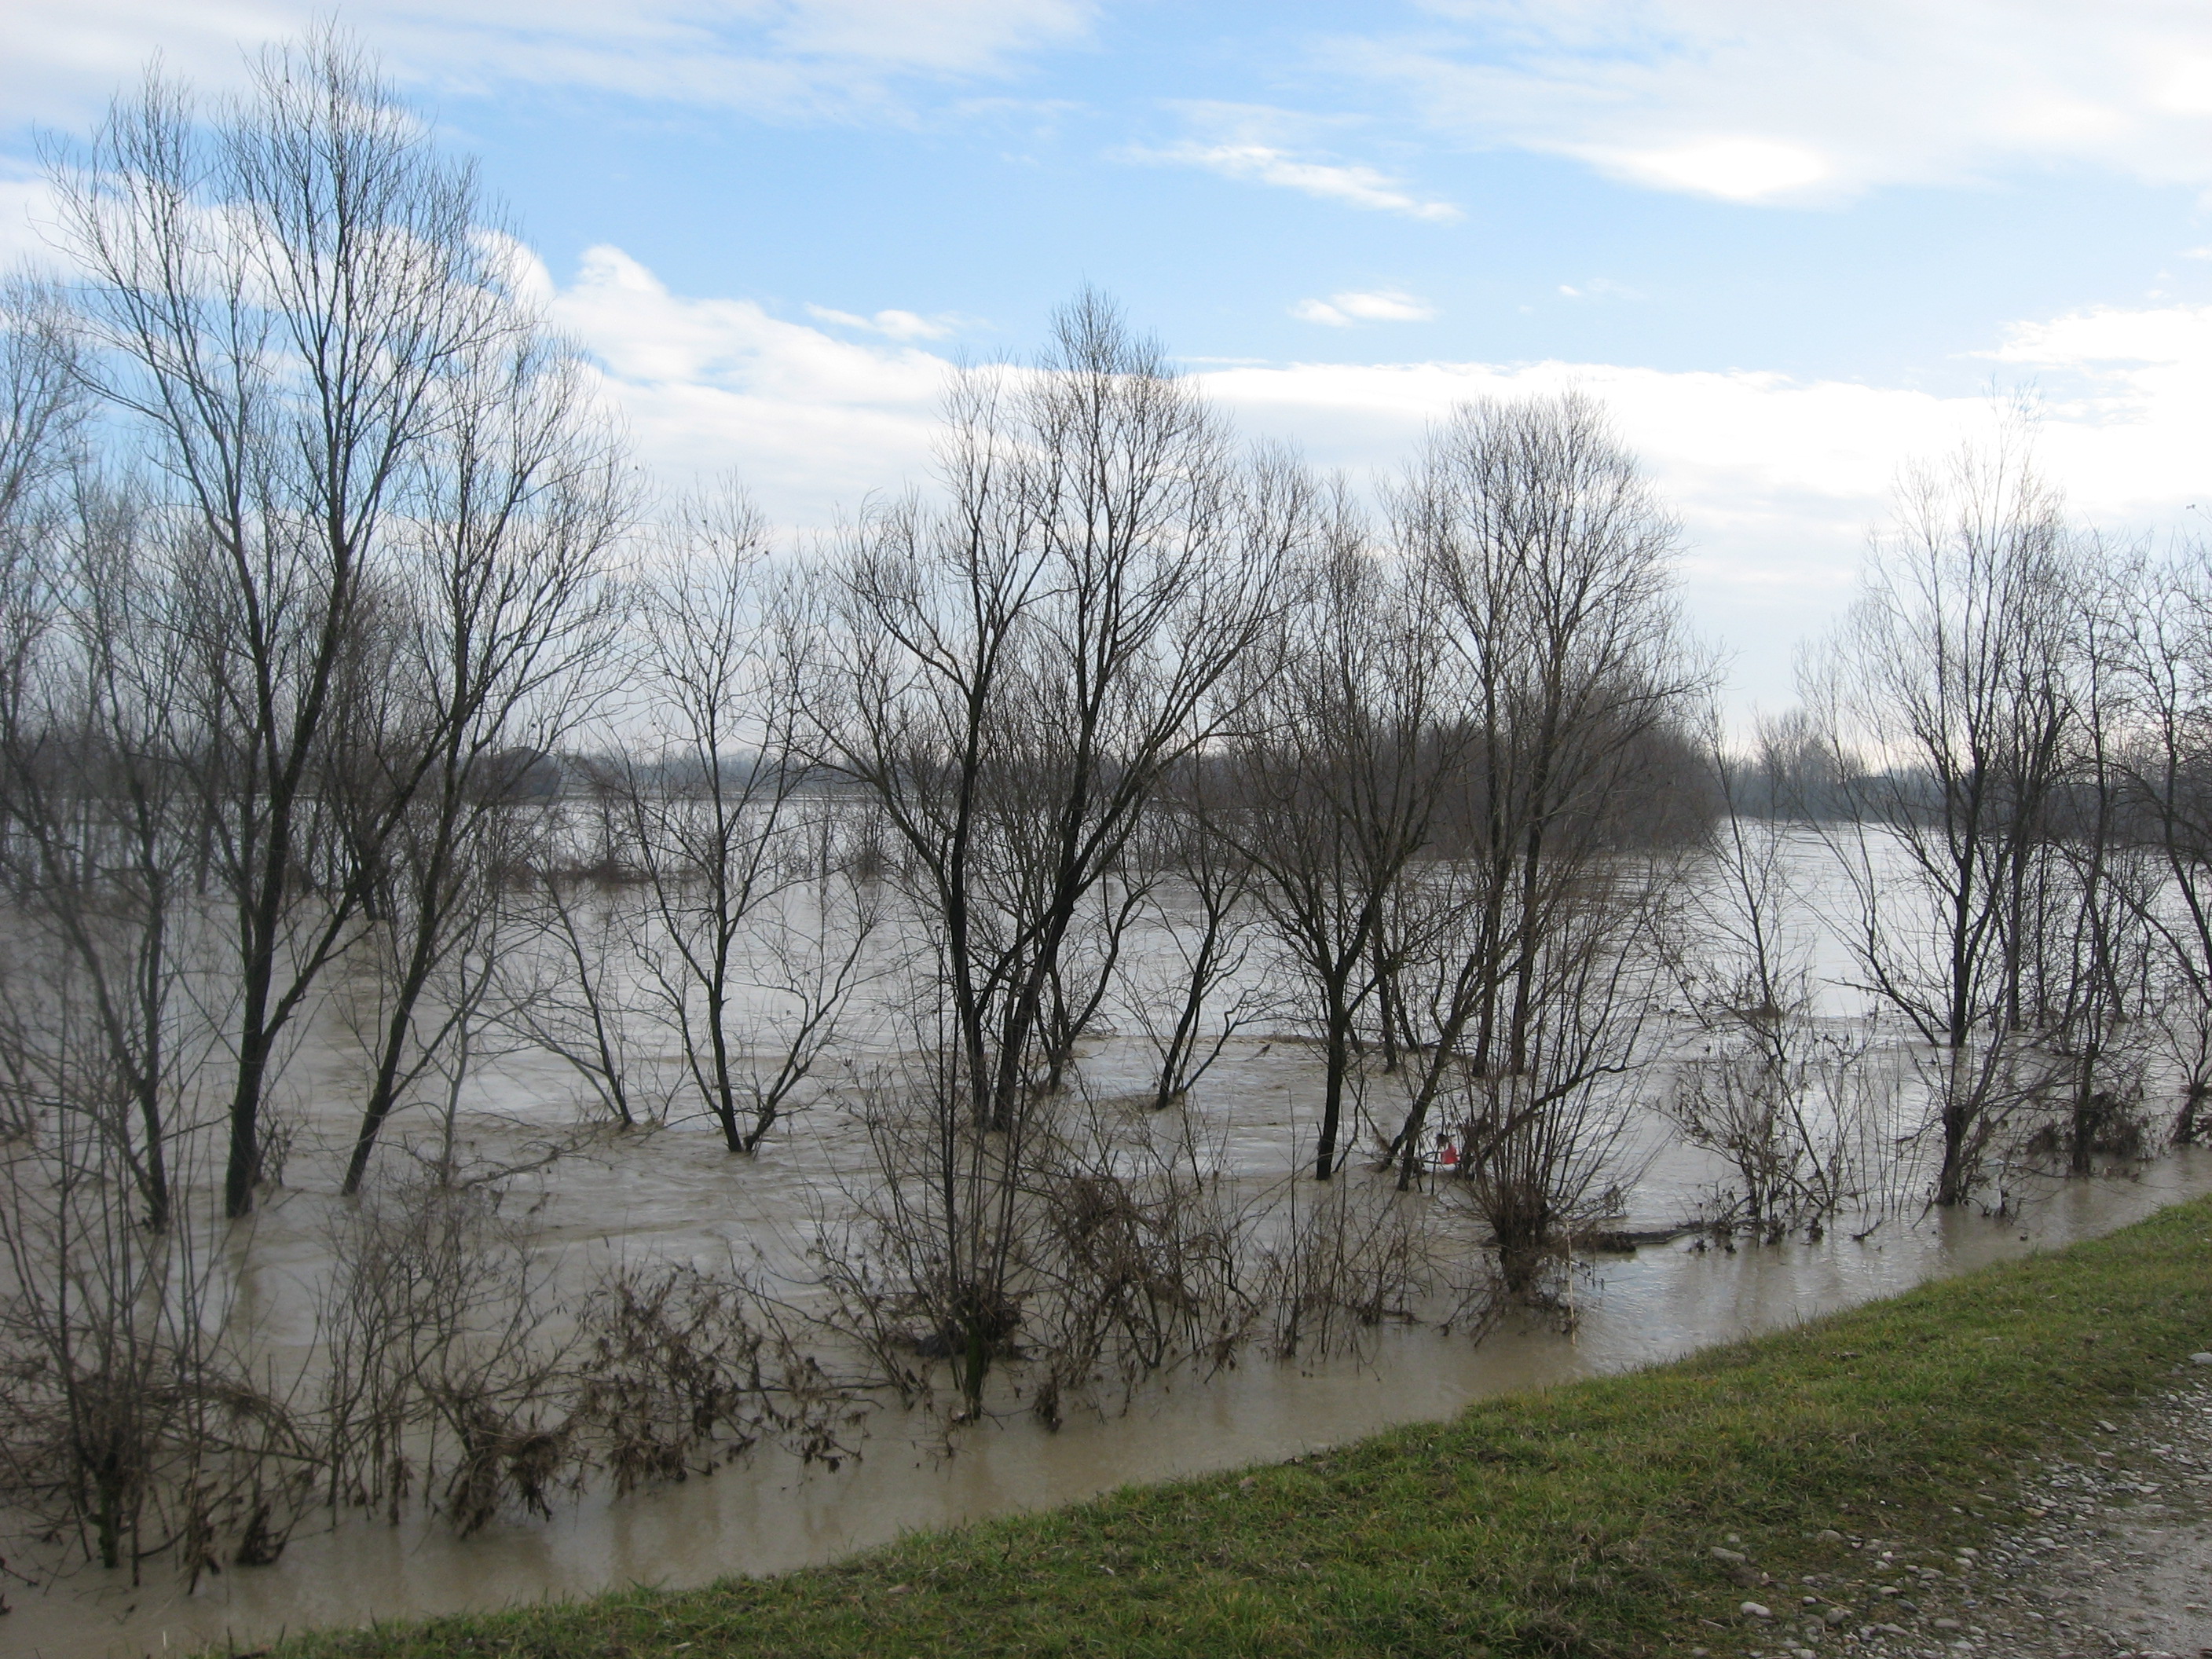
[[269, 1198, 2212, 1659]]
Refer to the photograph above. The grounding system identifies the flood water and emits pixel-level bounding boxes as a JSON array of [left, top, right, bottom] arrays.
[[13, 826, 2212, 1659], [17, 1107, 2207, 1659]]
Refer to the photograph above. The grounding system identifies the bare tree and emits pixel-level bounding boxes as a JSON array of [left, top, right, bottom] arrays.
[[52, 33, 542, 1214], [1221, 500, 1461, 1181], [808, 291, 1295, 1414], [2112, 538, 2212, 1144], [1115, 767, 1265, 1114], [1408, 391, 1704, 1075], [620, 483, 874, 1155], [1749, 705, 1844, 820], [0, 475, 216, 1229], [496, 842, 650, 1127], [2020, 558, 2159, 1174], [1373, 390, 1707, 1243], [0, 279, 83, 526], [0, 290, 191, 1221], [816, 294, 1291, 1131], [338, 332, 628, 1192], [1807, 427, 2078, 1205]]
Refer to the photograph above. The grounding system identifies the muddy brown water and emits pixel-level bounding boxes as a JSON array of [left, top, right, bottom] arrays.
[[18, 1119, 2207, 1659], [14, 827, 2211, 1658]]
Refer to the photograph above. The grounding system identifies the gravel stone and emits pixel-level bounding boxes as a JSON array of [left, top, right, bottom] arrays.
[[1699, 1383, 2212, 1658]]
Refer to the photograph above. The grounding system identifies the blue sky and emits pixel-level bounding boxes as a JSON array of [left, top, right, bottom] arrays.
[[7, 2, 2212, 709]]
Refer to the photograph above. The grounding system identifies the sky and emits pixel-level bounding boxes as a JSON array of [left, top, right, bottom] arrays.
[[5, 1, 2212, 711]]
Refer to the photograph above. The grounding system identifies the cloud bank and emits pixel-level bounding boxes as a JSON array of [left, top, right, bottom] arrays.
[[1337, 0, 2212, 202], [1121, 141, 1461, 222], [545, 247, 2210, 704], [0, 0, 1094, 127]]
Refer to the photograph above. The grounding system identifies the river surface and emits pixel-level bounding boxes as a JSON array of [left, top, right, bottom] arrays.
[[13, 825, 2212, 1657], [18, 1137, 2208, 1659]]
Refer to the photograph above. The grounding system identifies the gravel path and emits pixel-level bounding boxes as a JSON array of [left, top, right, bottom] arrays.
[[1691, 1369, 2212, 1659], [1957, 1372, 2212, 1659]]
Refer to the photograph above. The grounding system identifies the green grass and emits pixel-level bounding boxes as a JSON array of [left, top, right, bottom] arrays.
[[266, 1198, 2212, 1659]]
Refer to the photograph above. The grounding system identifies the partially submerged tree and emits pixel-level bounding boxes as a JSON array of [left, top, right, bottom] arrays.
[[53, 34, 606, 1214], [1808, 427, 2079, 1205], [2111, 539, 2212, 1144], [0, 285, 211, 1228], [1383, 393, 1706, 1278], [338, 331, 628, 1193], [815, 293, 1292, 1133], [808, 292, 1297, 1412], [1222, 498, 1460, 1181], [621, 482, 877, 1156]]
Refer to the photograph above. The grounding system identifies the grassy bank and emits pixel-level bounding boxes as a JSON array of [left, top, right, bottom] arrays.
[[269, 1199, 2212, 1659]]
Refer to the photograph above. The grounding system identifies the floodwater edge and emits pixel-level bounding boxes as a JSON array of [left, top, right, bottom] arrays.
[[197, 1189, 2212, 1659]]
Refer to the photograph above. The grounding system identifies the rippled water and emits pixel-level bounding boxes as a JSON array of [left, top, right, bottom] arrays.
[[14, 826, 2210, 1659], [18, 1100, 2206, 1659]]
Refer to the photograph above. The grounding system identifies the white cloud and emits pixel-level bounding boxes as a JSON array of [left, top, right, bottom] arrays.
[[804, 303, 965, 340], [0, 1, 1094, 128], [1291, 290, 1438, 327], [0, 165, 66, 273], [1122, 141, 1460, 221], [1600, 137, 1830, 203], [1336, 1, 2212, 201], [1558, 276, 1642, 301], [537, 252, 2208, 705], [547, 245, 947, 522]]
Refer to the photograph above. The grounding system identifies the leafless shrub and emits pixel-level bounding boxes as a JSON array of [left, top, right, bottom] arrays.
[[1447, 927, 1654, 1303], [311, 1181, 871, 1536], [1255, 1175, 1434, 1361], [1662, 738, 1881, 1237], [1017, 1098, 1256, 1423], [312, 1177, 572, 1530], [2157, 970, 2212, 1147], [0, 1108, 314, 1584], [815, 1061, 1051, 1420], [1665, 1031, 1884, 1240], [2021, 1071, 2150, 1165], [1899, 1038, 2069, 1216], [570, 1258, 869, 1488], [571, 1263, 769, 1490], [816, 1069, 1262, 1426]]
